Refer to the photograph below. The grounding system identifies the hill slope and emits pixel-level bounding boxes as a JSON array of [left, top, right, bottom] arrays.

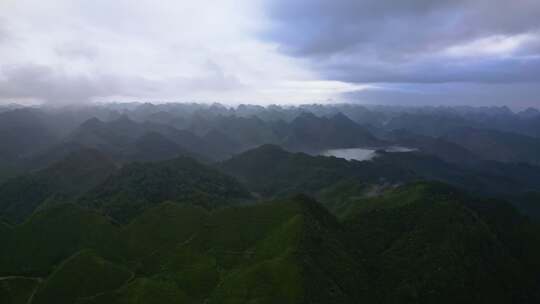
[[1, 183, 540, 303], [0, 149, 116, 224], [218, 144, 415, 197], [282, 112, 382, 152], [219, 144, 540, 219], [80, 156, 251, 222], [443, 127, 540, 165], [343, 182, 540, 303]]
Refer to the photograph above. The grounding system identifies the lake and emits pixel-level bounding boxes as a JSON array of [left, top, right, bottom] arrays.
[[320, 146, 415, 161]]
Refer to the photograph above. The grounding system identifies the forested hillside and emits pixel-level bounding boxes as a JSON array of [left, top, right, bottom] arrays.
[[1, 104, 539, 303]]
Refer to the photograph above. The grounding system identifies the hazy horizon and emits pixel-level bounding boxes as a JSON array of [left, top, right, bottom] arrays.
[[3, 100, 539, 112]]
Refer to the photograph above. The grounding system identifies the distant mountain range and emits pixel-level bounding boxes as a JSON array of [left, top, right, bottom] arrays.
[[282, 112, 383, 152]]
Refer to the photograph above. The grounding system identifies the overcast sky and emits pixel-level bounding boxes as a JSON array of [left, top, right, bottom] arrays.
[[0, 0, 539, 108]]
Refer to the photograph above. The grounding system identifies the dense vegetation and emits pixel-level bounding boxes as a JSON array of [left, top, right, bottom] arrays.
[[220, 144, 540, 216], [79, 156, 251, 222], [0, 149, 116, 224], [1, 182, 539, 303], [1, 103, 540, 303]]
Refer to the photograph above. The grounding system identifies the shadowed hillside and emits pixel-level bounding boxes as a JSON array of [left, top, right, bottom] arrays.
[[1, 183, 539, 303]]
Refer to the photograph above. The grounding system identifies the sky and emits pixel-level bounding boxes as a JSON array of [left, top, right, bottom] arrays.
[[0, 0, 539, 108]]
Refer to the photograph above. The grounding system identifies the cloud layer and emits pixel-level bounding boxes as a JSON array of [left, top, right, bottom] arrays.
[[0, 0, 357, 105], [0, 0, 539, 107], [263, 0, 540, 107]]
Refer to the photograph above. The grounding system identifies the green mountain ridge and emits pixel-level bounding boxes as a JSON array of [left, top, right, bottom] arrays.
[[79, 156, 251, 223], [0, 149, 117, 224], [219, 144, 540, 218], [2, 182, 539, 303], [342, 182, 540, 303]]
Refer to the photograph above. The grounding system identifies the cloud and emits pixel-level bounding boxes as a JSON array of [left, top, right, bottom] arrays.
[[324, 55, 540, 84], [263, 0, 540, 84], [0, 19, 12, 45], [342, 83, 540, 109], [0, 63, 247, 104], [264, 0, 540, 58], [0, 0, 341, 105], [1, 0, 538, 106], [55, 42, 99, 61], [0, 64, 130, 104]]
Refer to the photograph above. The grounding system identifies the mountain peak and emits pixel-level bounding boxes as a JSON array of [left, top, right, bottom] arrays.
[[43, 148, 115, 175], [329, 112, 357, 125], [295, 111, 318, 121], [80, 117, 104, 129], [519, 107, 540, 119], [112, 114, 136, 125], [330, 112, 350, 121], [253, 144, 288, 155]]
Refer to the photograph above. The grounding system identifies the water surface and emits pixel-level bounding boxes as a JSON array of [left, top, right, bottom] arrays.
[[321, 146, 415, 161]]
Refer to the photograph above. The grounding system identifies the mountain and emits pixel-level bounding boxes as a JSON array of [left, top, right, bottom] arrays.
[[32, 250, 132, 304], [64, 117, 135, 158], [0, 195, 360, 303], [370, 150, 540, 198], [2, 182, 539, 303], [443, 127, 540, 165], [201, 195, 369, 304], [0, 149, 117, 224], [512, 192, 540, 220], [65, 116, 215, 161], [342, 182, 540, 303], [79, 156, 251, 222], [198, 115, 281, 150], [219, 144, 540, 219], [518, 107, 540, 119], [0, 276, 40, 304], [21, 141, 90, 172], [0, 203, 122, 276], [282, 112, 383, 152], [0, 109, 58, 162], [334, 104, 386, 126], [202, 129, 243, 159], [384, 112, 473, 137], [0, 160, 23, 185], [386, 129, 481, 164], [218, 144, 416, 197], [127, 132, 197, 162], [0, 195, 366, 303], [2, 103, 540, 303]]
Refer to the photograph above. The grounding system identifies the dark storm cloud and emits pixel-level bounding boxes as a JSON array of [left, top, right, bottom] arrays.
[[265, 0, 540, 56], [263, 0, 540, 84], [264, 0, 464, 57]]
